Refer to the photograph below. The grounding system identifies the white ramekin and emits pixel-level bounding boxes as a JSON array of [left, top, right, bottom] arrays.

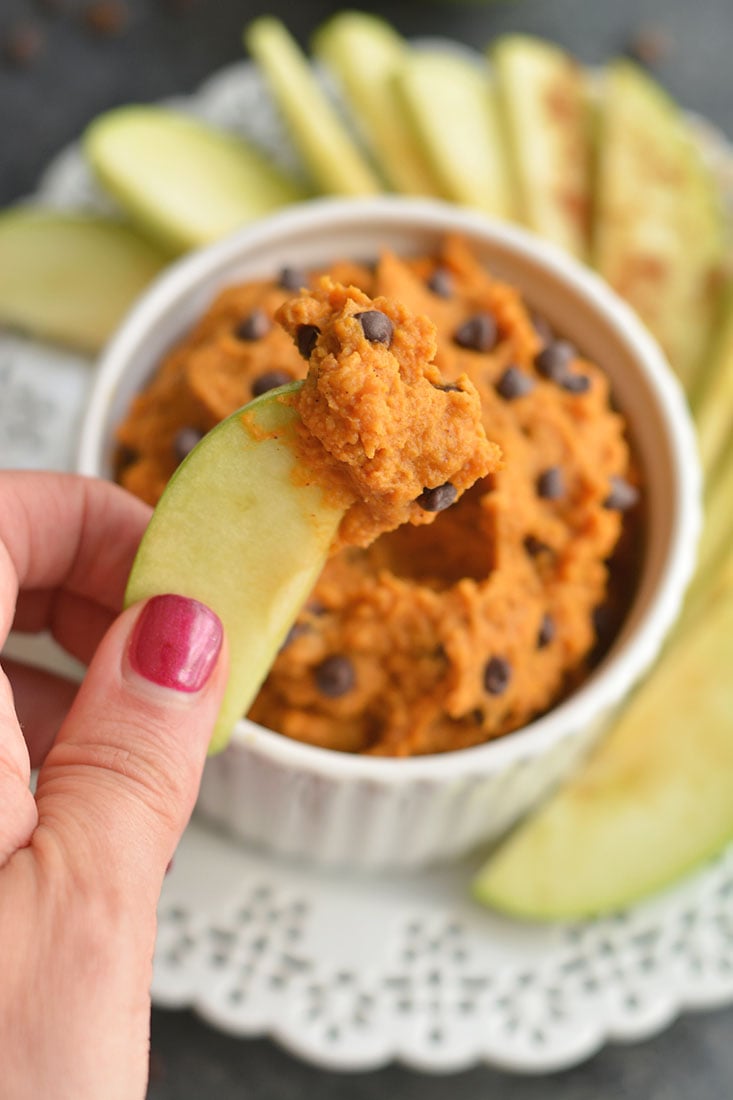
[[77, 197, 701, 869]]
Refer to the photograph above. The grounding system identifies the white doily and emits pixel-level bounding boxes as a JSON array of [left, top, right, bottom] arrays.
[[3, 51, 733, 1074]]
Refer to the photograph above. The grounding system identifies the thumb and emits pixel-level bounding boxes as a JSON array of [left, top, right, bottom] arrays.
[[34, 594, 227, 899]]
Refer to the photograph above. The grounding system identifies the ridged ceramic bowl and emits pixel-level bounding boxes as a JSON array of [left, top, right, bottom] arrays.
[[77, 196, 701, 869]]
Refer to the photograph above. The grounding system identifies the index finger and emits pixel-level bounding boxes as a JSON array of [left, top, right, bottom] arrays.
[[0, 471, 151, 645]]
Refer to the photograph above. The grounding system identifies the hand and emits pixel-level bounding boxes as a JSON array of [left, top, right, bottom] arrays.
[[0, 471, 228, 1100]]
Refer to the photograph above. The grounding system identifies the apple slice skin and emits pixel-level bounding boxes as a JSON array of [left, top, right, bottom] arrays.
[[473, 576, 733, 920], [0, 208, 167, 353], [124, 383, 343, 754]]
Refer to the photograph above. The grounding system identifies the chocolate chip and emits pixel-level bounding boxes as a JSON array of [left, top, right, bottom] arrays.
[[433, 382, 462, 393], [535, 340, 576, 382], [531, 312, 554, 346], [496, 365, 535, 401], [560, 372, 591, 394], [173, 426, 204, 462], [537, 467, 565, 500], [592, 603, 613, 641], [416, 482, 458, 512], [280, 621, 310, 652], [116, 444, 138, 470], [3, 23, 44, 67], [355, 310, 393, 346], [252, 369, 292, 397], [537, 613, 556, 649], [471, 708, 485, 726], [83, 0, 129, 36], [278, 266, 307, 291], [236, 309, 271, 342], [315, 655, 355, 698], [483, 657, 511, 696], [427, 267, 454, 298], [296, 324, 320, 359], [454, 313, 498, 353], [524, 535, 551, 558], [603, 476, 640, 512], [172, 424, 203, 459]]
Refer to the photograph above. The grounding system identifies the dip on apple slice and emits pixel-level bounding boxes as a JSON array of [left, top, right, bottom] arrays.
[[126, 279, 500, 752]]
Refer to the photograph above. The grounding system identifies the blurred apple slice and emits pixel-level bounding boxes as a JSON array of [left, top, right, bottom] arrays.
[[244, 16, 382, 196], [85, 107, 306, 253], [492, 34, 592, 260], [395, 49, 513, 218], [473, 568, 733, 920], [312, 12, 440, 196], [125, 383, 344, 754], [593, 61, 724, 392], [693, 279, 733, 481], [0, 207, 167, 353]]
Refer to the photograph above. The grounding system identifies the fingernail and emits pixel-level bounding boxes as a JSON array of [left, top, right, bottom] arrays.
[[129, 594, 223, 693]]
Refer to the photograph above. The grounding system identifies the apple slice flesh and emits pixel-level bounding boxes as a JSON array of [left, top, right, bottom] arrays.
[[396, 50, 513, 218], [592, 61, 724, 392], [312, 12, 440, 196], [492, 34, 592, 260], [125, 383, 344, 754], [85, 107, 306, 253], [0, 208, 167, 353], [473, 572, 733, 920], [244, 16, 382, 197]]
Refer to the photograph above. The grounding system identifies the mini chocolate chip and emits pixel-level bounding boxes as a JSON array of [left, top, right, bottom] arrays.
[[278, 266, 307, 291], [483, 656, 511, 696], [433, 381, 462, 392], [561, 372, 591, 394], [454, 313, 498, 353], [524, 534, 551, 558], [252, 369, 292, 397], [427, 267, 454, 298], [496, 365, 536, 401], [296, 323, 320, 359], [280, 621, 310, 652], [173, 426, 204, 462], [355, 309, 393, 346], [83, 0, 129, 36], [236, 308, 271, 341], [537, 613, 556, 649], [531, 312, 554, 346], [603, 476, 640, 512], [116, 444, 138, 470], [416, 482, 458, 512], [471, 708, 485, 726], [535, 340, 576, 382], [537, 467, 565, 500], [315, 655, 355, 698], [592, 603, 613, 641], [3, 23, 44, 66]]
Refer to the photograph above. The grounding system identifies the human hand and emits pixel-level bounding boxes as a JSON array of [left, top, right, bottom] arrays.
[[0, 471, 228, 1100]]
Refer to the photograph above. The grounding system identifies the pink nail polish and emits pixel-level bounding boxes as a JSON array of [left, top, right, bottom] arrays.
[[129, 594, 223, 693]]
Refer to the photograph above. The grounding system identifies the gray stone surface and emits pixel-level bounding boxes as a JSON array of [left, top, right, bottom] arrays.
[[1, 0, 732, 1096]]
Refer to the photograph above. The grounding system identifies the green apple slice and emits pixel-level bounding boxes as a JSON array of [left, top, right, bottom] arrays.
[[395, 50, 513, 218], [85, 107, 306, 253], [125, 383, 344, 754], [0, 207, 167, 353], [473, 572, 733, 920], [492, 35, 592, 260], [593, 60, 725, 392], [244, 16, 382, 196], [693, 279, 733, 482], [312, 12, 440, 196]]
